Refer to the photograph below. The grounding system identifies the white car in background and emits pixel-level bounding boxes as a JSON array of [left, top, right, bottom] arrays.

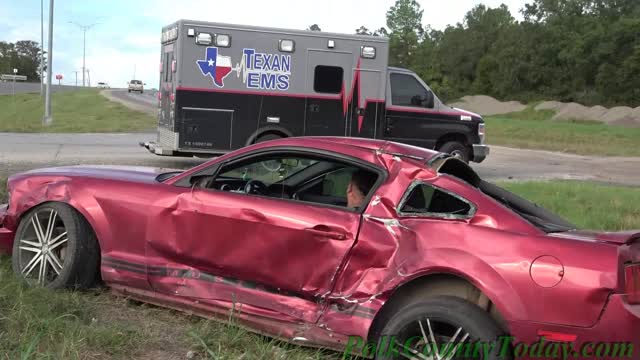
[[97, 82, 110, 89], [128, 80, 144, 93]]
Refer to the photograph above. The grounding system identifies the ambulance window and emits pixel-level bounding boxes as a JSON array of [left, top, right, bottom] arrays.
[[390, 73, 429, 107], [314, 65, 343, 94]]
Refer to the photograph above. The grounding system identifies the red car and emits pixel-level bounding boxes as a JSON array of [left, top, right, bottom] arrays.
[[1, 137, 638, 359]]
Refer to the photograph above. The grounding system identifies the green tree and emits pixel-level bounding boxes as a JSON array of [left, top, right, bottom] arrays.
[[0, 40, 42, 81], [386, 0, 424, 67], [355, 26, 371, 36], [306, 24, 322, 32]]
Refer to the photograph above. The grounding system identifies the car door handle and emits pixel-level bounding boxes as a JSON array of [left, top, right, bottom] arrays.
[[304, 227, 347, 240]]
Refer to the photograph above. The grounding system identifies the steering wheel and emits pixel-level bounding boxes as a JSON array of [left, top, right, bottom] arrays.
[[244, 180, 269, 195]]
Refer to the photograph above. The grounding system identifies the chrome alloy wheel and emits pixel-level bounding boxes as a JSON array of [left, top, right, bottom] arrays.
[[393, 318, 473, 360], [17, 209, 68, 286]]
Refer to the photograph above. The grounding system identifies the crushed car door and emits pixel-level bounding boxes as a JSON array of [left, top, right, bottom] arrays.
[[145, 158, 363, 324]]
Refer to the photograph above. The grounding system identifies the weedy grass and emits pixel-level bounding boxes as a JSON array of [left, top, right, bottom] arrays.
[[499, 180, 640, 231], [485, 106, 640, 157], [0, 90, 155, 133]]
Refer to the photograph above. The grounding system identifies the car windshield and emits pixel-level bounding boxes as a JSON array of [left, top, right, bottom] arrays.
[[219, 158, 319, 186]]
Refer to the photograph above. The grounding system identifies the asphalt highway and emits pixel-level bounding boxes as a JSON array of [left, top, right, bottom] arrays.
[[1, 131, 639, 186]]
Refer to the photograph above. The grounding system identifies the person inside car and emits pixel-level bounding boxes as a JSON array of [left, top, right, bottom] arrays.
[[346, 169, 376, 209]]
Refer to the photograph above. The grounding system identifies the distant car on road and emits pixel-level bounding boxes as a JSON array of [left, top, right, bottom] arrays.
[[127, 80, 144, 93], [96, 82, 110, 89]]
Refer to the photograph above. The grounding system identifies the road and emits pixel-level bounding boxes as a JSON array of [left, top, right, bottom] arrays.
[[101, 89, 158, 116], [2, 132, 639, 186]]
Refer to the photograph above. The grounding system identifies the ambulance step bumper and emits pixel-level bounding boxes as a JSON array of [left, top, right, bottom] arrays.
[[139, 141, 174, 156]]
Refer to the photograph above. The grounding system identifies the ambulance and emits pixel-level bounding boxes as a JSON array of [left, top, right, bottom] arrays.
[[141, 20, 489, 163]]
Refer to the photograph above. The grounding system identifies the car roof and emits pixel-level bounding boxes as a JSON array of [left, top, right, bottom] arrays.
[[254, 136, 440, 163]]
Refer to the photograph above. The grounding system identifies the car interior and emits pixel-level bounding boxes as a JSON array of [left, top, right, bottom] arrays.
[[191, 154, 379, 209]]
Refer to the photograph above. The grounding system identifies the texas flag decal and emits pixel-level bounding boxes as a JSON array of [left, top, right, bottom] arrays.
[[197, 47, 233, 87]]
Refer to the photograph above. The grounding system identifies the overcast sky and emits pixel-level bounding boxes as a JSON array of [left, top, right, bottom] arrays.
[[0, 0, 528, 88]]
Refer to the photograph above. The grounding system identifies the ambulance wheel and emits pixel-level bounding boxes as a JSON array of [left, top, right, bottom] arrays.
[[254, 133, 283, 145], [256, 134, 281, 143], [438, 141, 470, 163]]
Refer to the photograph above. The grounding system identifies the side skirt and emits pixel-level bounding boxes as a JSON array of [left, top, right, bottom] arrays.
[[109, 284, 352, 353]]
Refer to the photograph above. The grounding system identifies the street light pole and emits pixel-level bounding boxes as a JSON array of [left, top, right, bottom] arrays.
[[43, 0, 54, 125], [82, 27, 86, 86], [68, 21, 99, 87], [40, 0, 44, 96]]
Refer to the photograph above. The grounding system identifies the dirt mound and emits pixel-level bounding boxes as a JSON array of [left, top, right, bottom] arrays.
[[451, 95, 640, 126], [449, 95, 526, 116], [535, 100, 640, 127]]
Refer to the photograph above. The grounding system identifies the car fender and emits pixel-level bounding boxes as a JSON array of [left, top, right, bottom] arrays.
[[9, 177, 111, 250], [385, 246, 529, 323]]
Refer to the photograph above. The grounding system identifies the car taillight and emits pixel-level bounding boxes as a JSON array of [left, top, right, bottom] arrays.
[[478, 123, 486, 143], [625, 263, 640, 304]]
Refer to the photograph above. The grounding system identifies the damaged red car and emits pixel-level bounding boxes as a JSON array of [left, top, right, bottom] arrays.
[[1, 137, 639, 359]]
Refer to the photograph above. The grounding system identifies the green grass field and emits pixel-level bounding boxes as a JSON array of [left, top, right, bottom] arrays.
[[485, 106, 640, 157], [0, 179, 638, 358], [0, 90, 155, 133]]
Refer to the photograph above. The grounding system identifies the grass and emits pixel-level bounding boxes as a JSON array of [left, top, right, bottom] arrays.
[[0, 178, 637, 358], [485, 105, 640, 157], [0, 90, 155, 133], [499, 180, 640, 231]]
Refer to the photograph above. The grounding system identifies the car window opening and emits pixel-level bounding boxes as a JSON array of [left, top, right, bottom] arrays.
[[401, 183, 472, 217], [195, 154, 380, 210]]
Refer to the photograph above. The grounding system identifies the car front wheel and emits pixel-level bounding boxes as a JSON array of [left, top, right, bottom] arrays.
[[11, 203, 100, 289], [438, 141, 470, 163], [376, 296, 509, 360]]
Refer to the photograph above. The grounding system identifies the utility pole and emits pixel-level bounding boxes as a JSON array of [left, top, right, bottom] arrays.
[[68, 21, 99, 87], [43, 0, 54, 125], [133, 64, 136, 80], [86, 69, 91, 87], [40, 0, 44, 96], [74, 70, 79, 86]]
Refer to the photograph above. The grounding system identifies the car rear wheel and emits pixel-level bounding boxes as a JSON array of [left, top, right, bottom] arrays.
[[438, 141, 470, 163], [11, 203, 100, 289], [375, 296, 509, 360]]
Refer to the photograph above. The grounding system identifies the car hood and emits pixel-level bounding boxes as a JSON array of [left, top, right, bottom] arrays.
[[16, 165, 179, 183], [549, 230, 640, 245]]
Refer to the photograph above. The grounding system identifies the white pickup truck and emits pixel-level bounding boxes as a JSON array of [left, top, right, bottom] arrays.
[[127, 80, 144, 93]]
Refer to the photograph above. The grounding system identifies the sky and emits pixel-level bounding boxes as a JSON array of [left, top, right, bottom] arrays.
[[0, 0, 528, 88]]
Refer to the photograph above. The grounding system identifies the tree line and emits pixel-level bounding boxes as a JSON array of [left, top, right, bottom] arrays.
[[0, 41, 44, 81], [313, 0, 640, 107]]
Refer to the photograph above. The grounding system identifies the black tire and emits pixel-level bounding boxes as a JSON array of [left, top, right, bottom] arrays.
[[376, 296, 509, 360], [128, 89, 131, 93], [255, 133, 281, 143], [438, 141, 470, 163], [11, 203, 100, 289]]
